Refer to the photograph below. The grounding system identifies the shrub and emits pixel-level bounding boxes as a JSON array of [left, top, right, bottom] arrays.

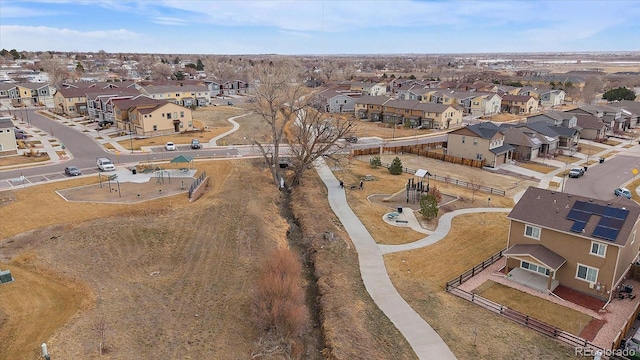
[[369, 156, 382, 168], [388, 156, 403, 175], [420, 194, 438, 220], [253, 248, 309, 339]]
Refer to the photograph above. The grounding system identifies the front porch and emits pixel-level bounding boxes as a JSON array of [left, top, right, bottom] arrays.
[[507, 267, 559, 293]]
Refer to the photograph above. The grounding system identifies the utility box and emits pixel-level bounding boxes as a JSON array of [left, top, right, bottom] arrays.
[[0, 269, 14, 284]]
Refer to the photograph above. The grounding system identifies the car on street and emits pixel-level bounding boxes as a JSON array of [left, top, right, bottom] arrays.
[[165, 142, 177, 151], [615, 187, 632, 199], [64, 166, 81, 176], [96, 157, 116, 171], [98, 120, 113, 129], [568, 167, 585, 178], [190, 139, 202, 149]]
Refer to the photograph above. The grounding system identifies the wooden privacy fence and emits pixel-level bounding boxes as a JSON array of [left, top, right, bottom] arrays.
[[353, 142, 486, 169], [378, 162, 506, 196], [611, 298, 640, 350], [445, 249, 611, 357]]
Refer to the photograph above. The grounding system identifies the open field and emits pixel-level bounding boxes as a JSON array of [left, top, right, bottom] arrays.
[[351, 121, 436, 139]]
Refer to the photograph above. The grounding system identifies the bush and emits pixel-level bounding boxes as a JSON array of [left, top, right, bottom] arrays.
[[420, 194, 438, 220], [369, 156, 382, 168], [253, 248, 309, 339], [388, 156, 403, 175]]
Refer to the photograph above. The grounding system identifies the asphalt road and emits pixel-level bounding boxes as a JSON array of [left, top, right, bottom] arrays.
[[564, 150, 640, 201]]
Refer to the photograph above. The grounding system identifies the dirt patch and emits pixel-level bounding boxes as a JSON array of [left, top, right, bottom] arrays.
[[580, 319, 606, 341], [57, 174, 193, 203]]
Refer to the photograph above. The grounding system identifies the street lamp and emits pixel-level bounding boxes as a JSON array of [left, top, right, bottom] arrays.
[[561, 162, 568, 192]]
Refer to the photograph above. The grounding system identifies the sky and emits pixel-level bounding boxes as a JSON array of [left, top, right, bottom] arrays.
[[1, 0, 640, 55]]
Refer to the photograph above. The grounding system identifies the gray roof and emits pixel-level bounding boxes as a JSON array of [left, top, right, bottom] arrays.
[[504, 244, 566, 270], [141, 84, 208, 94], [575, 114, 605, 130], [489, 143, 515, 155], [465, 121, 504, 139], [0, 118, 13, 129], [508, 187, 640, 247], [354, 95, 393, 106]]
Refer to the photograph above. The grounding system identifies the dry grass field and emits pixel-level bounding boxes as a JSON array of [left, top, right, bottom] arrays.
[[516, 161, 559, 174]]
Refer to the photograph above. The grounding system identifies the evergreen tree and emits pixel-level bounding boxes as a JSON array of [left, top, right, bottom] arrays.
[[420, 194, 438, 220], [388, 156, 403, 175], [602, 87, 636, 102], [196, 59, 204, 71]]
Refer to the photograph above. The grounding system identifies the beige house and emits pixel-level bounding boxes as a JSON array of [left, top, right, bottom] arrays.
[[540, 90, 566, 109], [470, 93, 502, 117], [0, 116, 18, 155], [53, 87, 89, 116], [446, 122, 513, 167], [128, 102, 194, 136], [350, 81, 387, 96], [504, 187, 640, 302], [501, 95, 538, 115], [139, 84, 210, 107]]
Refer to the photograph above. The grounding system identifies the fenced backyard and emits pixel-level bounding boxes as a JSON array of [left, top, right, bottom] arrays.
[[353, 142, 486, 168], [445, 249, 611, 358]]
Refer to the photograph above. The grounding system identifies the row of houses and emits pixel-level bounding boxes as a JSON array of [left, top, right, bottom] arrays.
[[445, 101, 640, 167], [316, 81, 566, 118]]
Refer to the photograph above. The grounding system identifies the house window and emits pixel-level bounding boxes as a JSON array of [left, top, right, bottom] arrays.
[[521, 261, 550, 276], [173, 112, 177, 119], [462, 136, 466, 144], [188, 122, 192, 127], [473, 138, 478, 145], [180, 122, 183, 128], [590, 242, 607, 257], [162, 113, 165, 118], [576, 263, 598, 283], [180, 111, 184, 118], [167, 113, 172, 119], [524, 224, 541, 239], [153, 125, 157, 131], [476, 153, 483, 160]]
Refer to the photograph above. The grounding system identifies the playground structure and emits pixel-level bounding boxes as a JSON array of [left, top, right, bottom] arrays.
[[405, 169, 431, 204]]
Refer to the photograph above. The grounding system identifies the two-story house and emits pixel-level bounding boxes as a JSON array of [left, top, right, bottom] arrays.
[[504, 187, 640, 302], [15, 83, 54, 107], [470, 93, 502, 117], [315, 88, 361, 113], [128, 101, 194, 136], [539, 90, 566, 109], [53, 87, 90, 116], [501, 95, 539, 115], [354, 95, 393, 121], [0, 83, 19, 108], [446, 122, 514, 167], [139, 84, 210, 107], [0, 115, 18, 155], [86, 89, 141, 122], [574, 114, 607, 141]]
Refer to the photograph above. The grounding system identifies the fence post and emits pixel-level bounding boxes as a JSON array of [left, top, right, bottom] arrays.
[[471, 293, 475, 302], [472, 267, 475, 277], [525, 315, 529, 325]]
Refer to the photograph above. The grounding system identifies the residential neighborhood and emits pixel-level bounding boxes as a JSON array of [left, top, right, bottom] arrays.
[[1, 33, 640, 360]]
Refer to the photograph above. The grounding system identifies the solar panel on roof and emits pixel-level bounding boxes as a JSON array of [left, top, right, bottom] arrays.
[[598, 216, 625, 230], [570, 221, 587, 233], [567, 209, 591, 222], [603, 206, 629, 221], [583, 202, 605, 215], [593, 226, 620, 241], [572, 201, 587, 211]]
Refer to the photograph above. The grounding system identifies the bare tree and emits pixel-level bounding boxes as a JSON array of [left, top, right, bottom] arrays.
[[248, 59, 310, 187], [39, 56, 70, 87], [288, 107, 355, 186], [204, 56, 236, 80], [151, 63, 173, 81], [94, 315, 109, 354], [468, 177, 482, 203], [581, 76, 603, 105]]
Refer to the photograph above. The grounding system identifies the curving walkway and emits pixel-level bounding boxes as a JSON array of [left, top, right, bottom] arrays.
[[379, 207, 512, 255], [314, 157, 457, 360], [210, 112, 252, 146]]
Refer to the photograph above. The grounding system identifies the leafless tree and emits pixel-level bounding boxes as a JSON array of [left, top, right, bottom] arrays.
[[288, 107, 355, 186], [581, 76, 603, 105], [468, 177, 482, 203], [248, 59, 310, 188], [94, 315, 109, 354], [151, 63, 173, 81], [204, 56, 236, 80], [39, 56, 70, 87]]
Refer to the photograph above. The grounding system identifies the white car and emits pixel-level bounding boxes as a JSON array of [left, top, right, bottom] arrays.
[[96, 157, 115, 171], [165, 142, 177, 151]]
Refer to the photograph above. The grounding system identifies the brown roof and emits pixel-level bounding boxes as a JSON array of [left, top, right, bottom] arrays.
[[503, 244, 566, 270], [112, 96, 165, 110], [574, 114, 605, 130], [501, 94, 534, 102], [56, 87, 91, 98], [508, 187, 640, 246]]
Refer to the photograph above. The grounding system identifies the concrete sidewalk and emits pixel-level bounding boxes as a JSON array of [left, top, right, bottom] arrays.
[[314, 157, 456, 360]]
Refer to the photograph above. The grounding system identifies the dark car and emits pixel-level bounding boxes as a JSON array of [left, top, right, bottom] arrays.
[[190, 139, 202, 149], [227, 101, 234, 106], [64, 166, 81, 176], [98, 120, 114, 129], [345, 136, 358, 143]]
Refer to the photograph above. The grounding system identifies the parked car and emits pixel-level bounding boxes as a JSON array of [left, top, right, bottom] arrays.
[[165, 142, 177, 151], [568, 167, 585, 178], [615, 187, 632, 199], [96, 157, 115, 171], [345, 136, 358, 143], [15, 129, 28, 139], [227, 101, 234, 106], [190, 139, 202, 149], [64, 166, 81, 176], [98, 120, 113, 129]]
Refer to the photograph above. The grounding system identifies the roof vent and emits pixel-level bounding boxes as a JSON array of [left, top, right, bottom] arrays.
[[568, 195, 572, 198], [551, 191, 556, 194], [537, 196, 540, 200], [589, 199, 594, 202]]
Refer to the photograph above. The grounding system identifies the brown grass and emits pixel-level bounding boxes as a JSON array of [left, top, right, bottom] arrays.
[[290, 171, 416, 359], [474, 281, 593, 336], [0, 153, 50, 167], [604, 139, 622, 146], [577, 143, 606, 155], [516, 161, 558, 174], [554, 155, 580, 164], [0, 160, 300, 359], [351, 122, 435, 139]]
